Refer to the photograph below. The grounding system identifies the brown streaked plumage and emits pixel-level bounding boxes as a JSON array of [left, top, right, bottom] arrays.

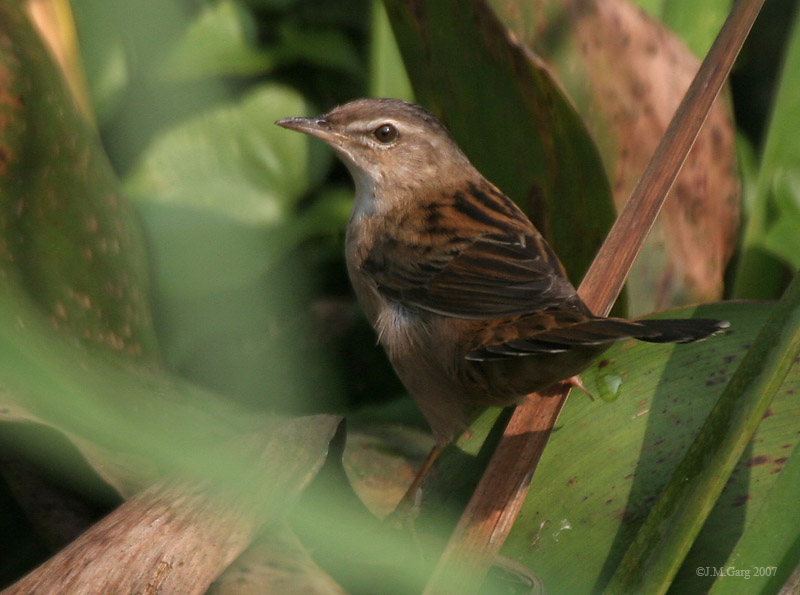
[[276, 98, 727, 474]]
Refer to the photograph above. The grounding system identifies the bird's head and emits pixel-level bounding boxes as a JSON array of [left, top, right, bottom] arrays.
[[276, 98, 474, 215]]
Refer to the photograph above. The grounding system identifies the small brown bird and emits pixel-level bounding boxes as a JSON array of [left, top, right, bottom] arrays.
[[277, 99, 726, 496]]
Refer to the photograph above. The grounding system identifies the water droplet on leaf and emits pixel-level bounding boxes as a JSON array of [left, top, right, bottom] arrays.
[[594, 366, 623, 402]]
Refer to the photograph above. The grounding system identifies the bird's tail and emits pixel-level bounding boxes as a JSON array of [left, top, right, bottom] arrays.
[[466, 317, 728, 360], [633, 318, 729, 343]]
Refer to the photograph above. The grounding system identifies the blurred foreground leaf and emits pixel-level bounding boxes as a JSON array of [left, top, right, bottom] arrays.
[[5, 412, 342, 592], [208, 523, 347, 594], [0, 274, 335, 496], [0, 7, 343, 589]]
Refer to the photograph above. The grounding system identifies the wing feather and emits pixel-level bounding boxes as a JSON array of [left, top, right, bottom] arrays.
[[361, 182, 578, 319]]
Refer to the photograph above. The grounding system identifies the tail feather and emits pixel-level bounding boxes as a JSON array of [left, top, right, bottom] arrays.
[[465, 316, 729, 361], [634, 318, 730, 343]]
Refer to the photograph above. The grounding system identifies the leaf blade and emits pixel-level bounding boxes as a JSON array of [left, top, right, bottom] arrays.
[[606, 270, 800, 593]]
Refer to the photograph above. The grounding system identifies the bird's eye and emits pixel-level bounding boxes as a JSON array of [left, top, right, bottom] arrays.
[[374, 124, 398, 143]]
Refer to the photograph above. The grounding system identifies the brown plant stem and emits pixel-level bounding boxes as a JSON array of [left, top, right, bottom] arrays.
[[3, 480, 259, 595], [2, 414, 342, 593], [424, 0, 765, 592]]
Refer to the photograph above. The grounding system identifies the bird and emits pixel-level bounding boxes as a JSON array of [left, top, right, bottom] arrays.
[[276, 98, 727, 505]]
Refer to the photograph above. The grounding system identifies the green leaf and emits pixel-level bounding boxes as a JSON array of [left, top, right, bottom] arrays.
[[0, 276, 342, 501], [369, 0, 412, 100], [706, 439, 800, 593], [159, 0, 277, 82], [69, 0, 189, 124], [762, 220, 800, 269], [131, 206, 343, 413], [124, 85, 340, 410], [384, 0, 615, 283], [736, 132, 760, 217], [470, 301, 800, 593], [606, 273, 800, 593], [641, 0, 734, 57], [0, 3, 342, 509], [761, 170, 800, 268], [733, 7, 800, 298], [277, 21, 363, 74], [0, 0, 157, 359], [125, 84, 330, 225]]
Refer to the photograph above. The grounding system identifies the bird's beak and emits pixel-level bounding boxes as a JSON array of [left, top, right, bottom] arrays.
[[275, 117, 343, 144]]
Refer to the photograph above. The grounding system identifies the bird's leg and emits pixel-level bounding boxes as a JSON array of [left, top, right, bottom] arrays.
[[391, 442, 445, 518]]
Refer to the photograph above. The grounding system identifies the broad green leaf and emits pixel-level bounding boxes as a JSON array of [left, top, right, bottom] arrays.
[[310, 301, 800, 594], [456, 301, 799, 594], [384, 0, 615, 283], [607, 274, 800, 593], [124, 85, 341, 410], [131, 214, 343, 414], [159, 0, 276, 82], [734, 7, 800, 298], [125, 84, 329, 225], [706, 439, 800, 594]]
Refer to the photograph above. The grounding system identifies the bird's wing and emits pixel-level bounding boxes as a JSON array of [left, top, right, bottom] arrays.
[[361, 183, 579, 319]]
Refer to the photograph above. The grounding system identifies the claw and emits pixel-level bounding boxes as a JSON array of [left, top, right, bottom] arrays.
[[564, 375, 595, 401]]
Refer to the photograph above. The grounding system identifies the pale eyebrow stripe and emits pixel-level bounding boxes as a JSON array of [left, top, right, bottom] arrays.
[[358, 117, 427, 131], [359, 118, 398, 130]]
